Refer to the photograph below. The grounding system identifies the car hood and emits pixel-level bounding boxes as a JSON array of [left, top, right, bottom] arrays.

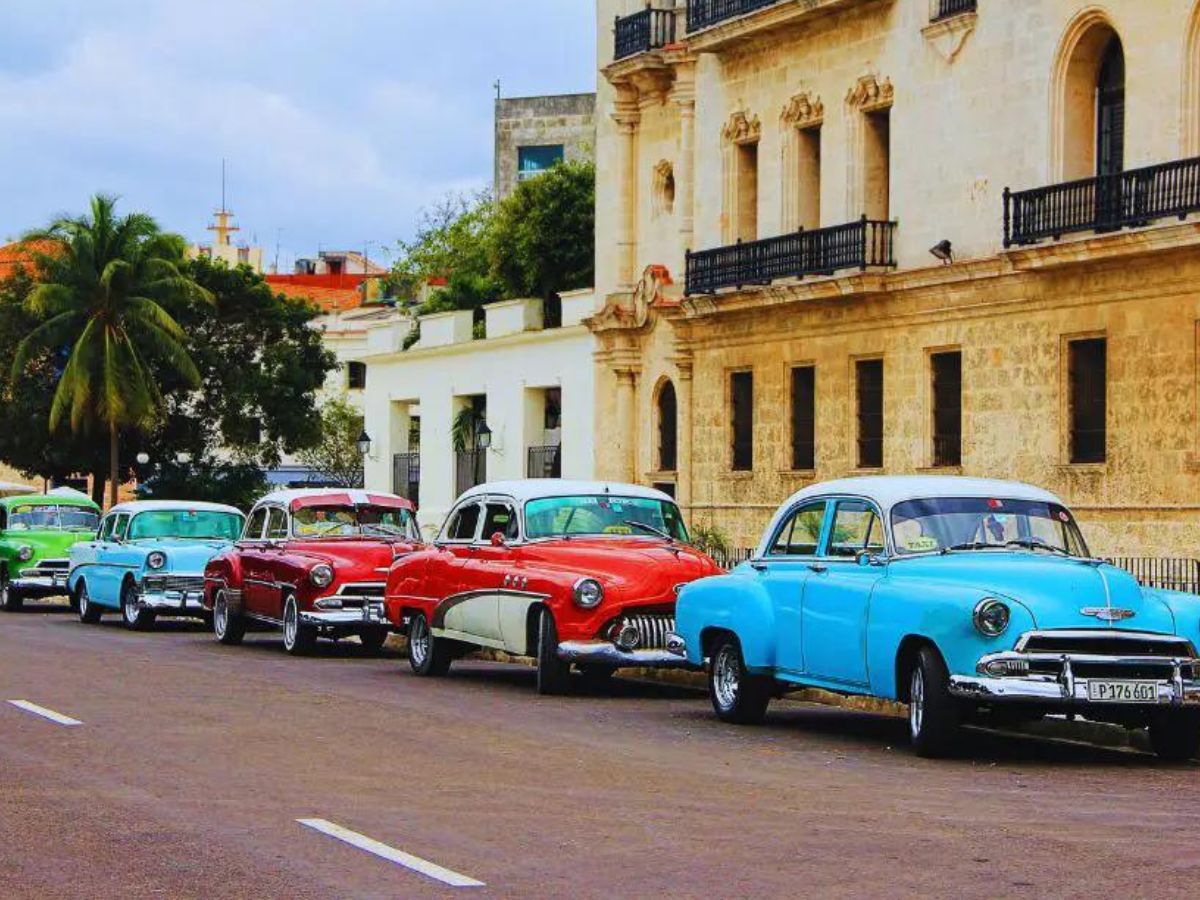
[[891, 552, 1176, 634], [285, 538, 417, 581], [519, 538, 722, 596], [130, 538, 235, 573], [9, 530, 94, 563]]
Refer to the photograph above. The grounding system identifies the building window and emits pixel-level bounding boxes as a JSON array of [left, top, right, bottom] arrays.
[[730, 371, 754, 471], [1056, 19, 1123, 180], [790, 366, 816, 470], [518, 145, 564, 181], [931, 351, 962, 467], [657, 380, 678, 471], [794, 126, 822, 231], [1069, 338, 1107, 464], [1096, 38, 1125, 177], [856, 359, 884, 469], [864, 108, 891, 221], [736, 141, 759, 241], [347, 362, 367, 390]]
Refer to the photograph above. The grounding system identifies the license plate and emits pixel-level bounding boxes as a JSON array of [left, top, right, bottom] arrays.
[[1086, 680, 1160, 703]]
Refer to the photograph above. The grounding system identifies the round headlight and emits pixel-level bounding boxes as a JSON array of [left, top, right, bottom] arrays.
[[973, 597, 1011, 637], [572, 577, 604, 609], [310, 564, 334, 588], [17, 545, 33, 562], [147, 551, 167, 570]]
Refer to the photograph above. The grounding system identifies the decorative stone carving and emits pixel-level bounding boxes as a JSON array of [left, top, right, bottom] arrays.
[[721, 109, 762, 145], [652, 160, 676, 217], [845, 74, 894, 112], [781, 92, 824, 128], [922, 10, 977, 64]]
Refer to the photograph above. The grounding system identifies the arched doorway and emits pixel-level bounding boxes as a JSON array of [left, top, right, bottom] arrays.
[[656, 380, 677, 472], [1052, 14, 1124, 181]]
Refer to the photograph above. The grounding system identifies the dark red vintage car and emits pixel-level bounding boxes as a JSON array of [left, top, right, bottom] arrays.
[[383, 480, 723, 693], [203, 489, 422, 655]]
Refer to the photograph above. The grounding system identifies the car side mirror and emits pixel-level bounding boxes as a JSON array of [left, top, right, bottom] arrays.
[[490, 532, 507, 548], [856, 550, 886, 568]]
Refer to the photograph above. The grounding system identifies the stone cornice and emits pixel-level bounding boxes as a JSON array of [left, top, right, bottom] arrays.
[[685, 0, 893, 55]]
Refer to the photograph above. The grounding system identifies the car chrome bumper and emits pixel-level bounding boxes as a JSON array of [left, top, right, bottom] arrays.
[[556, 640, 689, 668], [300, 602, 388, 628], [137, 592, 207, 613], [11, 573, 70, 595]]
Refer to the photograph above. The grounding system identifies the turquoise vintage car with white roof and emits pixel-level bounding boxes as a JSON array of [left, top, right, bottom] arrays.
[[68, 500, 244, 630], [671, 476, 1200, 760]]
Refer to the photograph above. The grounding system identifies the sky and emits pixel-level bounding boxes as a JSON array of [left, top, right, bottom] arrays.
[[0, 1, 597, 272]]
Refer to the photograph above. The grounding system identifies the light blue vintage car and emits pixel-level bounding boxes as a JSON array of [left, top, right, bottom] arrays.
[[68, 500, 244, 630], [672, 476, 1200, 760]]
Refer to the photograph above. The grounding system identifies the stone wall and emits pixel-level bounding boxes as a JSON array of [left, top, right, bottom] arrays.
[[494, 93, 596, 199]]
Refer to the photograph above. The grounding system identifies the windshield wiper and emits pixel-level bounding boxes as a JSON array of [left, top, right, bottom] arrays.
[[941, 541, 1006, 554], [1005, 537, 1070, 557], [560, 506, 578, 540], [624, 520, 673, 542]]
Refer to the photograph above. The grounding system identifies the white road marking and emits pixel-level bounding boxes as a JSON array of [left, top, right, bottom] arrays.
[[297, 818, 484, 888], [7, 700, 82, 726]]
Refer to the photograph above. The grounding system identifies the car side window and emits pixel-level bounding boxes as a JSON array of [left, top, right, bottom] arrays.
[[827, 500, 885, 558], [480, 502, 519, 542], [243, 508, 268, 541], [266, 508, 289, 540], [769, 501, 827, 556], [112, 514, 131, 542], [98, 516, 115, 542], [445, 503, 481, 542]]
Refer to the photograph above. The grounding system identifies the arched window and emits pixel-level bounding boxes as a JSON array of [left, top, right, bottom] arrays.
[[1053, 15, 1123, 181], [657, 380, 677, 472], [1096, 38, 1125, 177]]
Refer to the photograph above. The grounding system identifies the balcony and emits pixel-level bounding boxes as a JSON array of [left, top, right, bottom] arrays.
[[685, 218, 897, 295], [1003, 156, 1200, 248], [614, 7, 677, 60], [527, 445, 562, 479], [687, 0, 782, 32], [930, 0, 975, 22], [685, 0, 891, 52]]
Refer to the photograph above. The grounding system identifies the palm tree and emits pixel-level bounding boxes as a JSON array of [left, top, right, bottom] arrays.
[[12, 195, 209, 506]]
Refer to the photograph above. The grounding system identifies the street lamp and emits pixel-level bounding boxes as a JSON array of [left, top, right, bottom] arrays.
[[357, 430, 372, 457], [473, 419, 493, 451]]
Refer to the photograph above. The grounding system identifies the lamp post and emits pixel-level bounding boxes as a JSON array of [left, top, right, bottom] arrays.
[[473, 419, 492, 451]]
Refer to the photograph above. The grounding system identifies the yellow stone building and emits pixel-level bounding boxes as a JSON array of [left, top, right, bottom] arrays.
[[589, 0, 1200, 558]]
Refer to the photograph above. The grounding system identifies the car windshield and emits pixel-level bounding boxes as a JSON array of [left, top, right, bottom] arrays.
[[891, 497, 1091, 557], [524, 495, 689, 541], [293, 505, 417, 539], [127, 510, 243, 541], [7, 504, 99, 532]]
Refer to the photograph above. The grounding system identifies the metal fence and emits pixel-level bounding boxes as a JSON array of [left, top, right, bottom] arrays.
[[455, 450, 486, 497], [686, 0, 782, 32], [526, 445, 562, 479], [931, 0, 976, 22], [614, 7, 677, 60], [391, 452, 420, 507]]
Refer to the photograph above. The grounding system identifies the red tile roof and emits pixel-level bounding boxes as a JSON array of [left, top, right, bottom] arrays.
[[265, 273, 370, 312]]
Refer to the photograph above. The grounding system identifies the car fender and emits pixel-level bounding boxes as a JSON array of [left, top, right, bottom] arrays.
[[1143, 587, 1200, 649], [203, 552, 241, 610], [675, 566, 777, 671]]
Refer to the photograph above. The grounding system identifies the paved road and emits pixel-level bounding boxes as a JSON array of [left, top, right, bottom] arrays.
[[2, 603, 1200, 899]]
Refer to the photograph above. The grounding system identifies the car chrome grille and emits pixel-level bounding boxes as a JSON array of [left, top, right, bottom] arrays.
[[1017, 630, 1196, 658], [334, 583, 385, 608], [35, 558, 69, 572], [623, 614, 676, 651], [143, 575, 205, 594]]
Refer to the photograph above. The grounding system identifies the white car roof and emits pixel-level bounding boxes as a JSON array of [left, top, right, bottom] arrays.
[[756, 476, 1067, 557], [107, 500, 243, 517], [254, 488, 407, 507], [458, 480, 677, 505]]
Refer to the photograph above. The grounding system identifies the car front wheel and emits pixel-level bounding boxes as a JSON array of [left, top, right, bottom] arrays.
[[407, 612, 451, 676], [709, 634, 771, 724], [213, 591, 245, 646], [908, 646, 963, 758], [282, 596, 316, 655], [536, 608, 572, 696], [121, 581, 156, 631], [1148, 710, 1200, 762], [77, 581, 102, 624], [1, 572, 21, 613]]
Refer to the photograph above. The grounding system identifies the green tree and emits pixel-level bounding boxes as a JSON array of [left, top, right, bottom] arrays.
[[11, 195, 209, 506], [298, 395, 366, 489], [488, 159, 595, 300]]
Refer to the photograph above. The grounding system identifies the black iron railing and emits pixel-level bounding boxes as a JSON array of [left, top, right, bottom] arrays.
[[931, 0, 976, 21], [455, 449, 486, 497], [614, 7, 677, 60], [1004, 156, 1200, 247], [392, 452, 420, 507], [1111, 558, 1200, 595], [687, 0, 783, 32], [526, 445, 562, 479], [686, 218, 896, 295]]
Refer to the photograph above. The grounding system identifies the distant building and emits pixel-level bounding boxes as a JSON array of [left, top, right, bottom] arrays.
[[266, 251, 390, 313], [190, 207, 264, 273], [494, 93, 596, 199]]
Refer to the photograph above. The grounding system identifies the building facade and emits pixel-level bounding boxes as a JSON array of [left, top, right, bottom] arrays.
[[356, 292, 597, 534], [494, 93, 597, 199], [591, 0, 1200, 557]]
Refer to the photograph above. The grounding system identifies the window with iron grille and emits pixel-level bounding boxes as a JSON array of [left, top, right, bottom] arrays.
[[730, 371, 754, 471], [1069, 338, 1106, 464], [790, 366, 815, 470], [856, 359, 884, 469], [347, 362, 367, 390], [931, 351, 962, 467]]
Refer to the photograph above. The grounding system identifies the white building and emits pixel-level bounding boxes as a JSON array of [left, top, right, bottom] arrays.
[[355, 291, 597, 535]]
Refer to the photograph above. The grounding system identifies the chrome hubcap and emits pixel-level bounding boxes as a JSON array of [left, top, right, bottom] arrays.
[[214, 596, 228, 637], [713, 644, 740, 711], [910, 668, 925, 738], [79, 589, 88, 616], [124, 593, 138, 624], [410, 618, 429, 666], [283, 602, 297, 647]]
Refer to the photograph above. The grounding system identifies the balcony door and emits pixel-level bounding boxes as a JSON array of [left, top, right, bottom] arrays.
[[1095, 38, 1125, 227]]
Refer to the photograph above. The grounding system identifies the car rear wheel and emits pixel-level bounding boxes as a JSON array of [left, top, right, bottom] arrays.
[[708, 634, 771, 725], [213, 591, 245, 646], [121, 581, 156, 631], [908, 646, 962, 758], [536, 608, 572, 696], [1, 571, 22, 613], [407, 612, 451, 676], [77, 581, 102, 624], [282, 596, 316, 655], [359, 628, 390, 655], [1148, 710, 1200, 762]]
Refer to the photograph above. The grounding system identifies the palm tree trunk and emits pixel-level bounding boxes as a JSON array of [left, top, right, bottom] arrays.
[[90, 470, 105, 507], [108, 421, 119, 509]]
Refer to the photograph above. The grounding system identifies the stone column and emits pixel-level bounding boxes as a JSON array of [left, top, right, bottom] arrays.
[[672, 61, 697, 263], [675, 360, 694, 514], [612, 86, 642, 289], [613, 367, 640, 483]]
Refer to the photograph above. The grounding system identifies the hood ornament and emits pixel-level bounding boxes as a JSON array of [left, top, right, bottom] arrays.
[[1081, 607, 1136, 623]]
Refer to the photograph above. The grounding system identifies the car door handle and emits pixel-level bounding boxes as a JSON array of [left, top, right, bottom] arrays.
[[807, 563, 828, 574]]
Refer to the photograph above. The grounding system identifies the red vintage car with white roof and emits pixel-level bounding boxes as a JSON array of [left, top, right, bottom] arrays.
[[384, 480, 723, 693], [203, 488, 422, 655]]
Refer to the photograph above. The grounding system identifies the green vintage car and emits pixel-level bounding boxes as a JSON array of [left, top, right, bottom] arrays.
[[0, 493, 102, 612]]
